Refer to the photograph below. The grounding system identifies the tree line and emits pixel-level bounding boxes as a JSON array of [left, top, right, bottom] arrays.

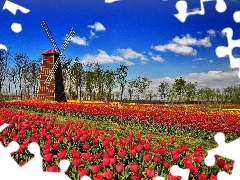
[[1, 49, 240, 104]]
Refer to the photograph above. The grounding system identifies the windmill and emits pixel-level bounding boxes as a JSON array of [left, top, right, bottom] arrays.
[[37, 20, 76, 102]]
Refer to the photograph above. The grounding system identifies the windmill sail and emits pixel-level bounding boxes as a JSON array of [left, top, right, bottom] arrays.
[[41, 20, 76, 86]]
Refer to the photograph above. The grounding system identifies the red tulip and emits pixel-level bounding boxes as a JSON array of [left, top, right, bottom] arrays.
[[168, 174, 181, 180], [19, 161, 27, 167], [217, 159, 225, 169], [78, 169, 88, 177], [72, 158, 81, 167], [129, 149, 137, 156], [172, 153, 180, 162], [143, 153, 152, 162], [118, 149, 127, 158], [169, 137, 174, 144], [153, 155, 161, 164], [82, 152, 91, 160], [159, 140, 165, 146], [146, 168, 155, 178], [95, 153, 101, 159], [210, 174, 217, 180], [198, 174, 207, 180], [73, 151, 81, 158], [47, 165, 59, 172], [57, 150, 67, 159], [43, 154, 53, 162], [93, 175, 104, 180], [132, 173, 141, 180], [102, 157, 110, 166], [130, 163, 138, 173], [136, 134, 141, 140], [144, 143, 151, 151], [91, 164, 100, 174], [107, 148, 115, 157], [93, 138, 99, 144], [52, 143, 60, 150], [115, 164, 124, 173], [136, 144, 143, 152], [195, 156, 204, 164], [164, 161, 171, 168], [88, 155, 95, 162], [110, 157, 117, 165], [224, 164, 231, 171], [83, 143, 90, 150], [104, 170, 113, 180], [147, 135, 152, 141]]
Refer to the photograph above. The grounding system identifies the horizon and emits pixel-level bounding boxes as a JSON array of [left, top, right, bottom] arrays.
[[1, 0, 240, 92]]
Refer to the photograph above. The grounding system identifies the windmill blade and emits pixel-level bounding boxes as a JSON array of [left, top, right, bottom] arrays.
[[60, 28, 75, 53], [41, 20, 76, 86], [41, 20, 61, 53]]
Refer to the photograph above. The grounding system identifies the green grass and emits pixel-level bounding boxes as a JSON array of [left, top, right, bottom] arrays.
[[7, 107, 217, 154]]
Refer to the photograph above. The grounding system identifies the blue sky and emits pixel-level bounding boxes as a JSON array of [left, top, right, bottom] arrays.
[[1, 0, 240, 91]]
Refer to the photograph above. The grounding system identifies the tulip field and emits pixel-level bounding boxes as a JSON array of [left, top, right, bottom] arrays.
[[0, 100, 239, 179]]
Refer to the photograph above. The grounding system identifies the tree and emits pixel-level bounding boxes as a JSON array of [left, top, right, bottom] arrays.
[[172, 77, 186, 103], [201, 87, 215, 103], [14, 53, 30, 100], [146, 90, 157, 101], [127, 79, 136, 101], [61, 57, 73, 92], [22, 61, 40, 97], [158, 81, 170, 103], [0, 50, 9, 94], [104, 68, 116, 101], [116, 65, 128, 102], [71, 58, 85, 100], [184, 82, 197, 103], [84, 62, 96, 100], [93, 62, 105, 101]]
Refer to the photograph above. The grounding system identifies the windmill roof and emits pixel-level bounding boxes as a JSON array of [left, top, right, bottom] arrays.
[[42, 49, 60, 55]]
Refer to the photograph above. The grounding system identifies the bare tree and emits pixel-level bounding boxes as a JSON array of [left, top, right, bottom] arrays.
[[14, 53, 30, 100]]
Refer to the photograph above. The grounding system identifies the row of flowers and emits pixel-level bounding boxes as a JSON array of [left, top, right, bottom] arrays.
[[0, 108, 233, 180], [1, 101, 240, 141]]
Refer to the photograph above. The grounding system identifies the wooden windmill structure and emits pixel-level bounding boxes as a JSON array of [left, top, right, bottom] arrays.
[[37, 20, 76, 102]]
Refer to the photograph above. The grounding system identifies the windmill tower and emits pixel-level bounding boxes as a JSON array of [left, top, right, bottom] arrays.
[[37, 20, 76, 102]]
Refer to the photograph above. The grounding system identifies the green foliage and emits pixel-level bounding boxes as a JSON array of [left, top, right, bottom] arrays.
[[0, 94, 11, 102]]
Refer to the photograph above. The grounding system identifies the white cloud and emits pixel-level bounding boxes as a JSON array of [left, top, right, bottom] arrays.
[[210, 59, 213, 63], [147, 70, 240, 94], [88, 22, 106, 32], [153, 33, 211, 56], [117, 48, 148, 63], [193, 57, 207, 61], [89, 30, 97, 39], [207, 29, 216, 36], [153, 43, 197, 56], [69, 35, 88, 46], [152, 55, 164, 62], [184, 70, 239, 89], [172, 34, 211, 47], [81, 50, 134, 65]]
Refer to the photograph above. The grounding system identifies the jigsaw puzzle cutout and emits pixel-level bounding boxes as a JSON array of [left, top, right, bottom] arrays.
[[105, 0, 120, 3], [2, 123, 239, 180], [174, 0, 227, 22], [0, 122, 190, 180], [2, 0, 30, 33], [0, 44, 7, 51], [204, 132, 240, 180], [215, 11, 240, 78], [215, 27, 240, 78], [0, 123, 72, 180]]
